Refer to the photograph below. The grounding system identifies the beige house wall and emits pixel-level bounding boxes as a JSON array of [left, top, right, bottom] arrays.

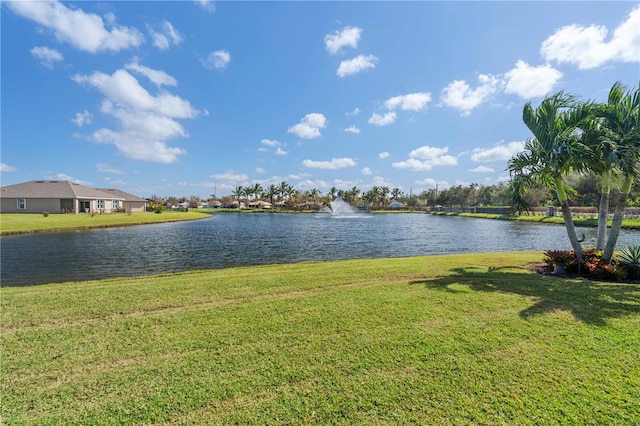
[[123, 201, 146, 212], [1, 198, 61, 214], [1, 198, 124, 214]]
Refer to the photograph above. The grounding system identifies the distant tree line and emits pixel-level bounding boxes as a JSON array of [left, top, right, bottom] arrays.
[[147, 172, 638, 212]]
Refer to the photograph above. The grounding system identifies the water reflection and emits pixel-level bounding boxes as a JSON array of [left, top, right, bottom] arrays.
[[1, 213, 638, 286]]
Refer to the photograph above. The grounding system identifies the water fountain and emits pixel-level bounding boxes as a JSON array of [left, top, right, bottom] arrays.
[[324, 198, 361, 217]]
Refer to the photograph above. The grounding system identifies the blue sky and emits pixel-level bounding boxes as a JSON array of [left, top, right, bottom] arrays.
[[2, 1, 639, 199]]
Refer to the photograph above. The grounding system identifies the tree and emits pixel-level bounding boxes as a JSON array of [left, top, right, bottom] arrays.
[[266, 184, 279, 206], [232, 186, 243, 207], [598, 82, 640, 261], [391, 187, 402, 201], [251, 183, 263, 201], [509, 91, 593, 259]]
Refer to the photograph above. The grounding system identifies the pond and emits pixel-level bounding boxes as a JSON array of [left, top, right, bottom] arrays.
[[2, 212, 638, 286]]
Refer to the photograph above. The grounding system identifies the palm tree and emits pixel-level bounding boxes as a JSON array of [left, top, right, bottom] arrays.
[[328, 187, 338, 201], [251, 183, 263, 201], [598, 82, 640, 261], [509, 91, 593, 259], [231, 186, 244, 208], [348, 186, 360, 206], [380, 186, 390, 207], [266, 184, 278, 206]]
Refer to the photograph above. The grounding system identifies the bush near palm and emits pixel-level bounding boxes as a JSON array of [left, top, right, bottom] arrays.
[[616, 245, 640, 279]]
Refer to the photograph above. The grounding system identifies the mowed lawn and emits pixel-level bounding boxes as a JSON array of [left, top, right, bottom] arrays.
[[2, 252, 639, 424], [0, 211, 212, 234]]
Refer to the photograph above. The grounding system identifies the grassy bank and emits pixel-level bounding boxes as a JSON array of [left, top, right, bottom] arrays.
[[0, 211, 212, 235], [429, 211, 640, 230], [2, 252, 639, 424]]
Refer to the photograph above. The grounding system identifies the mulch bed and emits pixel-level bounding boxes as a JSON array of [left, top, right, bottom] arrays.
[[526, 262, 640, 284]]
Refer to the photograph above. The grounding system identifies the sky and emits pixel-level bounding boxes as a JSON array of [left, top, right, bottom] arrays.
[[1, 1, 639, 199]]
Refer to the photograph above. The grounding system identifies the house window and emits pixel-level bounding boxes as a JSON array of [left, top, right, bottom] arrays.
[[112, 200, 119, 209], [17, 198, 27, 209], [97, 199, 105, 210]]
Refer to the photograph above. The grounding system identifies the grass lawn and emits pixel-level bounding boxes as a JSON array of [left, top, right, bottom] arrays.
[[0, 211, 212, 235], [2, 252, 639, 424]]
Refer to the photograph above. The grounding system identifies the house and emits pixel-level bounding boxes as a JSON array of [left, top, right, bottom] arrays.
[[96, 188, 147, 213], [248, 200, 272, 209], [0, 180, 146, 214]]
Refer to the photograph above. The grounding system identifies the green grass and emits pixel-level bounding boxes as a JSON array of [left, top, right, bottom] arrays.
[[0, 211, 212, 235], [2, 252, 639, 424], [431, 211, 640, 230]]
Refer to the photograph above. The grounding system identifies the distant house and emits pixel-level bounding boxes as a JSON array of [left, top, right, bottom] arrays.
[[0, 180, 145, 214], [388, 201, 405, 209], [248, 200, 272, 209]]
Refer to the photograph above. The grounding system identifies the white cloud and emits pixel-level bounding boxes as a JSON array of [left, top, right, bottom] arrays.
[[325, 26, 362, 54], [346, 107, 361, 116], [471, 141, 525, 162], [97, 163, 124, 174], [469, 166, 494, 173], [73, 69, 200, 163], [149, 20, 183, 50], [440, 74, 503, 116], [379, 152, 390, 159], [302, 158, 357, 169], [344, 126, 361, 134], [368, 112, 396, 126], [504, 60, 562, 99], [287, 113, 327, 139], [30, 46, 63, 68], [1, 163, 17, 172], [211, 171, 248, 181], [71, 110, 93, 127], [194, 0, 215, 12], [72, 69, 198, 119], [7, 1, 143, 53], [256, 167, 266, 173], [50, 173, 93, 186], [384, 92, 432, 111], [125, 59, 177, 87], [361, 167, 373, 175], [260, 139, 287, 155], [409, 146, 449, 160], [392, 146, 458, 171], [415, 178, 450, 190], [261, 139, 282, 147], [337, 55, 378, 77], [541, 6, 640, 69], [201, 50, 231, 69]]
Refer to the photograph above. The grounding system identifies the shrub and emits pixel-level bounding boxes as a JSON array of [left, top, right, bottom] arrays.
[[543, 250, 576, 267], [154, 206, 163, 214], [616, 246, 640, 279], [42, 211, 49, 217]]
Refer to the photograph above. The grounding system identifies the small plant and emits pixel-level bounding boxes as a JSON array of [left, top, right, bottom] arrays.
[[543, 249, 576, 274], [42, 211, 49, 217], [616, 246, 640, 279], [154, 206, 163, 214]]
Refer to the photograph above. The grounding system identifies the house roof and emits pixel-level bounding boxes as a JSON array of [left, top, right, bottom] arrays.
[[96, 188, 146, 202], [0, 180, 125, 200]]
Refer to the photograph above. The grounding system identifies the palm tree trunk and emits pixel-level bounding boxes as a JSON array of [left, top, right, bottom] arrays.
[[603, 176, 633, 262], [595, 180, 611, 250], [556, 177, 583, 259]]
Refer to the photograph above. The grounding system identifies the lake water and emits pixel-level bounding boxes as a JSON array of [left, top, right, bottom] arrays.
[[2, 212, 638, 286]]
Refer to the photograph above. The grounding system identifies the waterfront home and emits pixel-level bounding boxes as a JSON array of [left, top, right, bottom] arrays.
[[0, 180, 146, 214]]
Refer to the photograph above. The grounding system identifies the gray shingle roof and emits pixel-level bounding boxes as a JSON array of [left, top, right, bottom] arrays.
[[0, 181, 125, 200]]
